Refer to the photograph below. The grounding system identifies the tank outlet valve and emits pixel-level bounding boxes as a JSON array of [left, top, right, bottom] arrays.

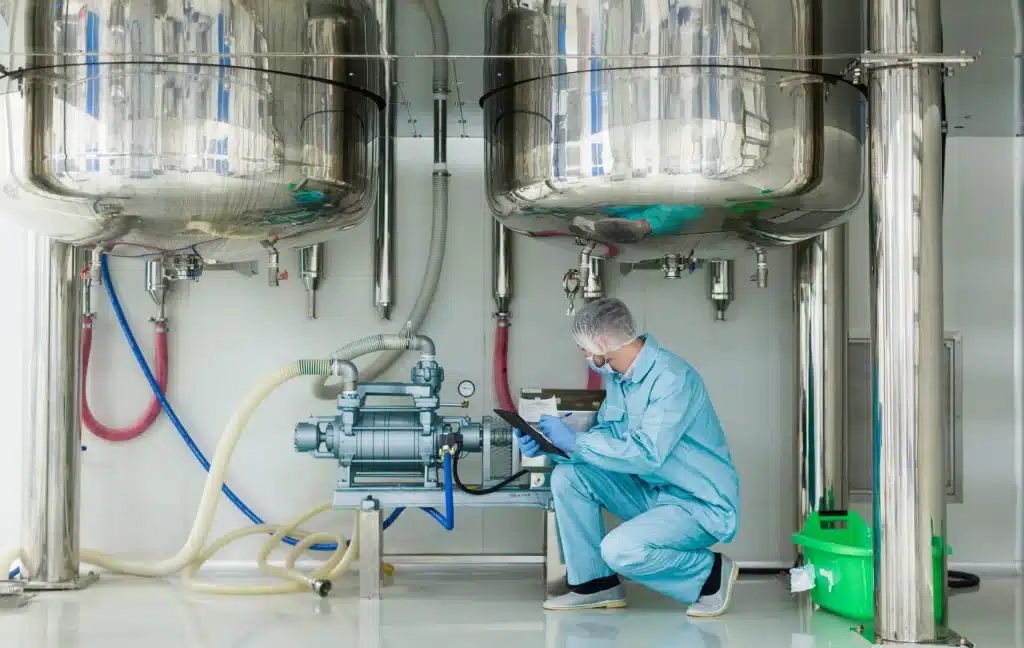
[[299, 243, 325, 319], [708, 260, 735, 322], [262, 240, 281, 287], [750, 247, 769, 288], [662, 254, 684, 279]]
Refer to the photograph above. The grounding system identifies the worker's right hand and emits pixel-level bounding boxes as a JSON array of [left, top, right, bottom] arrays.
[[514, 429, 542, 458]]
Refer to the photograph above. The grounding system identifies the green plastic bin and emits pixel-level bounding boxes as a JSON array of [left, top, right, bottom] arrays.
[[792, 510, 946, 623]]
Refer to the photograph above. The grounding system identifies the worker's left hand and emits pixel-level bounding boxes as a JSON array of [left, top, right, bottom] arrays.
[[538, 415, 577, 454]]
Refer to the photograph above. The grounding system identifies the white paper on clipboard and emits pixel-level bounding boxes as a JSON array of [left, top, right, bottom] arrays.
[[516, 396, 559, 480], [518, 396, 559, 423]]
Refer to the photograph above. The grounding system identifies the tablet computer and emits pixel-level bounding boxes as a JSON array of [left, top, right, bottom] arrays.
[[493, 409, 570, 459]]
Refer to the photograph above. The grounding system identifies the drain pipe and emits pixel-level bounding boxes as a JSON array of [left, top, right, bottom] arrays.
[[869, 0, 952, 643], [373, 0, 396, 321], [314, 0, 449, 399]]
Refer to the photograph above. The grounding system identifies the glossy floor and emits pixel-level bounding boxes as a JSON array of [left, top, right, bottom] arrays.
[[0, 567, 1021, 647]]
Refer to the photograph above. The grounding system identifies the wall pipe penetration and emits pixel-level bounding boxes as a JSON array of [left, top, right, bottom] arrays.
[[315, 0, 451, 400]]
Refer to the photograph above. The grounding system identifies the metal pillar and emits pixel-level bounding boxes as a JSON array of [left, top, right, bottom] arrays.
[[795, 226, 848, 526], [21, 236, 93, 590], [543, 509, 566, 596], [869, 0, 949, 642], [359, 501, 383, 599]]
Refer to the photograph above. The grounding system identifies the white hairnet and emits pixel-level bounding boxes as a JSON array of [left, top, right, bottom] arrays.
[[572, 297, 638, 355]]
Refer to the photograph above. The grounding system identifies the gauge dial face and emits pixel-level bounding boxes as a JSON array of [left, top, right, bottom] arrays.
[[458, 380, 476, 398]]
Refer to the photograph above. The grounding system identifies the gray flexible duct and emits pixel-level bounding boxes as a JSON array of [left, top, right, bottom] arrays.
[[311, 334, 436, 400], [417, 0, 450, 92], [313, 0, 450, 400]]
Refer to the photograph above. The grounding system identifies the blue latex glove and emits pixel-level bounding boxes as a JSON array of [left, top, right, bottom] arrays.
[[514, 429, 542, 458], [538, 415, 577, 455]]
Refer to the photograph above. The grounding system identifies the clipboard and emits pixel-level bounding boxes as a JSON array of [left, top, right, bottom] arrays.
[[493, 409, 570, 459]]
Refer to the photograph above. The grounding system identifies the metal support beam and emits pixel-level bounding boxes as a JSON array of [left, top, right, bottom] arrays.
[[795, 226, 848, 527], [869, 0, 950, 642], [359, 503, 383, 599], [21, 236, 94, 590], [543, 510, 566, 596]]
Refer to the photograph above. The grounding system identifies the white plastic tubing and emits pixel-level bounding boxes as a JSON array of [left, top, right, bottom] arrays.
[[4, 360, 357, 594], [313, 0, 450, 400]]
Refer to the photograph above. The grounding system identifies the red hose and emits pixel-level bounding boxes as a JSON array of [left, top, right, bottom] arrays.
[[494, 315, 604, 414], [494, 316, 517, 412], [81, 315, 169, 442]]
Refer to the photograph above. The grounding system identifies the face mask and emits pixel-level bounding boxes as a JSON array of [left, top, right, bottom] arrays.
[[587, 357, 617, 376]]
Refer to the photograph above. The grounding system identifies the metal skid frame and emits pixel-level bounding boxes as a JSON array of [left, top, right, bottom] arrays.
[[338, 487, 563, 600]]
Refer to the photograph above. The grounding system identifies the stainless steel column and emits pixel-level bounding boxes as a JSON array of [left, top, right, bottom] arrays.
[[493, 222, 512, 317], [359, 501, 383, 599], [373, 0, 396, 320], [21, 236, 86, 588], [869, 0, 948, 642], [795, 226, 848, 524]]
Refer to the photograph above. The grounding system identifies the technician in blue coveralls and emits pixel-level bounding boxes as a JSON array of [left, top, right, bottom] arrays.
[[515, 297, 741, 614]]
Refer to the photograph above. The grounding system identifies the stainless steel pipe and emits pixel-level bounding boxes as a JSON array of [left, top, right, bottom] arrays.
[[493, 223, 513, 316], [21, 236, 86, 588], [795, 226, 848, 526], [373, 0, 397, 321], [869, 0, 949, 642]]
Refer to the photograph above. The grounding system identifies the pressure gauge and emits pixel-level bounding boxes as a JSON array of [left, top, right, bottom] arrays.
[[458, 380, 476, 398]]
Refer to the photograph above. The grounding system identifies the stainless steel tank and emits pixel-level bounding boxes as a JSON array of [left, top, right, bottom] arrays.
[[482, 0, 866, 263], [0, 0, 384, 260]]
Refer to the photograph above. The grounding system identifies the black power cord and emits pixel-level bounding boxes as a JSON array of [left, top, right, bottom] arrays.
[[948, 570, 981, 590], [451, 448, 530, 496]]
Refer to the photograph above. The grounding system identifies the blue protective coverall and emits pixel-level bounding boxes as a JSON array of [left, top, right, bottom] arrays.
[[551, 335, 740, 604]]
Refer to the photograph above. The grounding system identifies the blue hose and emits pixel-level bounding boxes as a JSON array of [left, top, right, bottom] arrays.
[[100, 255, 346, 550], [420, 453, 455, 530], [6, 256, 433, 581], [101, 256, 416, 546]]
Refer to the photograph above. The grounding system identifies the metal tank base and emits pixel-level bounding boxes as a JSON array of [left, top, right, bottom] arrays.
[[23, 572, 99, 593], [855, 625, 973, 648]]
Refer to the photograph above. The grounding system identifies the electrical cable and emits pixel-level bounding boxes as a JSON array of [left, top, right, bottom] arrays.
[[948, 570, 981, 590], [452, 450, 528, 496]]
